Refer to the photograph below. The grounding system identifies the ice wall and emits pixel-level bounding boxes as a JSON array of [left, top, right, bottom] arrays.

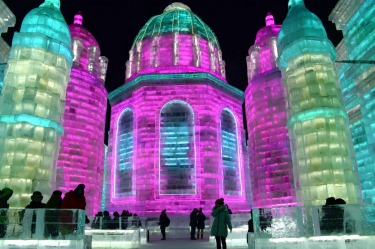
[[330, 0, 375, 204], [245, 13, 296, 208], [0, 0, 72, 208], [277, 0, 361, 205], [56, 13, 108, 216]]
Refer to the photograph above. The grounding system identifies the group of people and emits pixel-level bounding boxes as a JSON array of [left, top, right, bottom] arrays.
[[0, 184, 88, 238], [91, 210, 141, 229], [189, 208, 206, 240], [158, 198, 232, 249], [320, 196, 348, 234]]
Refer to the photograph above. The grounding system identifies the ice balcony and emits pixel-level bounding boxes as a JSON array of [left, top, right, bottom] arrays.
[[0, 208, 89, 249], [248, 204, 375, 249]]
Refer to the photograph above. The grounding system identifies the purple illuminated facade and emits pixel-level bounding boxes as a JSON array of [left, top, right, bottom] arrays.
[[245, 13, 296, 208], [56, 13, 108, 216], [107, 3, 249, 215]]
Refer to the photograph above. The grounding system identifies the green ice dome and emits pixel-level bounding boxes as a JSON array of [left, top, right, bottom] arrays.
[[132, 2, 220, 49], [277, 0, 336, 69], [17, 0, 72, 64]]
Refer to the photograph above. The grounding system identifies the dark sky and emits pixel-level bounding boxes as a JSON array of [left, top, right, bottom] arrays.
[[3, 0, 341, 144]]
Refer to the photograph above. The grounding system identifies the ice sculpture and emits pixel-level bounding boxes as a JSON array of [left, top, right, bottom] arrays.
[[0, 0, 73, 208], [106, 2, 249, 215], [0, 0, 15, 95], [330, 0, 375, 204], [245, 13, 296, 208], [56, 13, 108, 216], [277, 0, 361, 205]]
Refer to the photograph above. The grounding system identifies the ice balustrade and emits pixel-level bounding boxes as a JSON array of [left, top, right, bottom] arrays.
[[0, 208, 87, 249], [248, 205, 375, 249]]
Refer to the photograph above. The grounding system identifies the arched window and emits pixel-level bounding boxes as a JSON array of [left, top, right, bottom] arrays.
[[159, 101, 196, 195], [220, 109, 242, 195], [114, 108, 134, 197]]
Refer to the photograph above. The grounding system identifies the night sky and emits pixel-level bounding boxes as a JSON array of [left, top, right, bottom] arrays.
[[2, 0, 342, 144]]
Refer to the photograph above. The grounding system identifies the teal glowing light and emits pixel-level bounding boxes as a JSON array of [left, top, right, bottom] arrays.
[[114, 108, 134, 198], [220, 109, 242, 196], [15, 0, 73, 65], [159, 100, 196, 195], [287, 108, 348, 128], [132, 2, 220, 49], [0, 114, 64, 134], [277, 0, 336, 69]]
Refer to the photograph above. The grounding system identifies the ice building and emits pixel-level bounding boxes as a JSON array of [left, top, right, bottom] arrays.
[[56, 13, 108, 216], [107, 2, 249, 215], [245, 13, 295, 208], [0, 0, 72, 207], [0, 0, 15, 95], [330, 0, 375, 204], [277, 0, 361, 205]]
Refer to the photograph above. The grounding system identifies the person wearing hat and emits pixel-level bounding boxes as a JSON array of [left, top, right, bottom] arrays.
[[0, 188, 13, 238], [25, 191, 46, 235], [44, 190, 63, 238], [210, 198, 232, 249]]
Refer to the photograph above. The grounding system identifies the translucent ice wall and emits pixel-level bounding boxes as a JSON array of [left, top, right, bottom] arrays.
[[56, 13, 107, 216], [245, 13, 296, 208], [107, 73, 249, 215], [0, 0, 73, 208], [277, 0, 361, 205], [0, 0, 16, 95], [330, 0, 375, 204]]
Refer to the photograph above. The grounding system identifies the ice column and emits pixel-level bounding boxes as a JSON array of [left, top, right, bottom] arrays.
[[0, 0, 73, 207], [245, 13, 296, 208], [56, 13, 108, 216], [277, 0, 361, 205], [330, 0, 375, 204]]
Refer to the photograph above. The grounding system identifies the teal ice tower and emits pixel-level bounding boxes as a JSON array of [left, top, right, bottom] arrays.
[[277, 0, 361, 205], [0, 0, 72, 207], [330, 0, 375, 204]]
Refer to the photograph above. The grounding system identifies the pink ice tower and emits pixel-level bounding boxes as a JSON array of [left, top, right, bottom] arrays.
[[245, 13, 296, 208], [107, 3, 250, 215], [56, 13, 108, 216]]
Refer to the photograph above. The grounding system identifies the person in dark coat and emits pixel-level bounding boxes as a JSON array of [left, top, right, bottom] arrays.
[[60, 184, 86, 235], [44, 190, 62, 238], [0, 188, 13, 238], [247, 210, 254, 244], [189, 208, 199, 240], [320, 197, 336, 234], [120, 210, 129, 230], [158, 209, 170, 240], [111, 211, 120, 229], [24, 191, 46, 235], [211, 198, 232, 249], [91, 211, 103, 229], [102, 211, 111, 229], [197, 208, 206, 239]]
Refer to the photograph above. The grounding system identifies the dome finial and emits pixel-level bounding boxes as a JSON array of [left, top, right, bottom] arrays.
[[74, 12, 83, 25], [265, 12, 275, 26], [164, 2, 191, 12], [288, 0, 305, 9], [40, 0, 60, 9]]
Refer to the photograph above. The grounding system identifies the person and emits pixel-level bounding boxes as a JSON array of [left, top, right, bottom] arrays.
[[120, 210, 129, 229], [158, 209, 170, 240], [132, 213, 141, 228], [197, 208, 206, 239], [91, 211, 103, 229], [0, 188, 13, 238], [189, 208, 198, 240], [211, 198, 232, 249], [44, 190, 62, 238], [60, 184, 87, 235], [247, 210, 254, 247], [334, 198, 346, 233], [111, 211, 120, 229], [320, 197, 336, 234], [25, 191, 46, 235], [102, 211, 111, 229]]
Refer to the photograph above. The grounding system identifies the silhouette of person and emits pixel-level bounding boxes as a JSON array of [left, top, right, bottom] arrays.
[[44, 190, 62, 238], [190, 208, 198, 240], [91, 211, 103, 229], [197, 208, 206, 239], [111, 211, 120, 229], [159, 209, 169, 240], [320, 197, 336, 234], [0, 188, 13, 238], [25, 191, 46, 235]]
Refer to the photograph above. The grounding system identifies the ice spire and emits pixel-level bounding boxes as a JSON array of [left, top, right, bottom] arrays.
[[265, 12, 275, 26], [288, 0, 305, 9], [74, 12, 83, 25], [40, 0, 60, 9]]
